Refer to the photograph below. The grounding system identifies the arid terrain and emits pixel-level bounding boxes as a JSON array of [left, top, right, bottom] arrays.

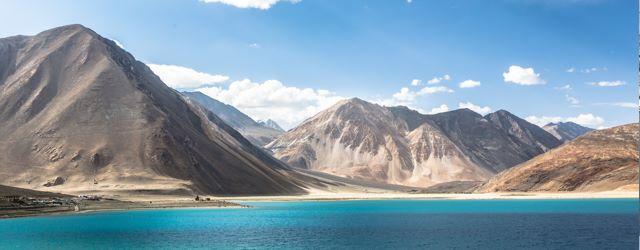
[[0, 25, 636, 219]]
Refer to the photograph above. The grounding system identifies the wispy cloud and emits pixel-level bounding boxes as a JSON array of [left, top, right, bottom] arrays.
[[554, 84, 572, 92], [565, 94, 579, 106], [199, 0, 301, 10], [594, 102, 638, 109], [588, 80, 626, 87]]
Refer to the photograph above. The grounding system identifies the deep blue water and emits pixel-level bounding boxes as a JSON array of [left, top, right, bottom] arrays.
[[0, 199, 638, 249]]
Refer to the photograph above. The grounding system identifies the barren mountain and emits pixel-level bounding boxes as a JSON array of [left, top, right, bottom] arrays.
[[543, 122, 593, 142], [182, 91, 283, 146], [479, 123, 639, 192], [258, 119, 284, 132], [267, 98, 560, 187], [0, 24, 307, 195]]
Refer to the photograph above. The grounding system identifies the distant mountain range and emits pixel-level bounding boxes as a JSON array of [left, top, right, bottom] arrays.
[[267, 98, 563, 187], [258, 119, 285, 132], [0, 24, 634, 196], [542, 122, 593, 142], [479, 123, 638, 192], [0, 24, 307, 195], [182, 91, 284, 146]]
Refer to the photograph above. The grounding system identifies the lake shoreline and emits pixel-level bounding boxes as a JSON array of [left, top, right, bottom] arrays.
[[0, 199, 246, 219], [2, 191, 636, 219], [223, 191, 638, 202]]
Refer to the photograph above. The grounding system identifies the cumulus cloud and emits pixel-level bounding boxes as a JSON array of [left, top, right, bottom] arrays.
[[196, 79, 343, 129], [378, 84, 452, 111], [458, 102, 491, 115], [427, 74, 451, 84], [199, 0, 300, 9], [525, 116, 563, 127], [588, 80, 626, 87], [148, 64, 229, 89], [502, 65, 545, 85], [566, 67, 575, 73], [567, 114, 605, 127], [410, 79, 422, 86], [249, 43, 261, 48], [419, 86, 454, 94], [525, 113, 604, 128], [391, 87, 417, 106], [429, 104, 449, 114], [459, 79, 481, 88]]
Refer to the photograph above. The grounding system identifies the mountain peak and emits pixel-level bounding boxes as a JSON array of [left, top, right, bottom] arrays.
[[0, 25, 306, 195], [543, 121, 594, 142], [257, 119, 284, 132]]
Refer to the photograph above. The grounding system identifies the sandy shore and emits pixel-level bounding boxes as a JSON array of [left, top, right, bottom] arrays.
[[3, 190, 636, 219], [219, 190, 638, 202], [0, 199, 245, 219]]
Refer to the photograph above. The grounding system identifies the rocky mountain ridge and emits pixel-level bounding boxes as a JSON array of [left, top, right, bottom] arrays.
[[267, 98, 562, 187]]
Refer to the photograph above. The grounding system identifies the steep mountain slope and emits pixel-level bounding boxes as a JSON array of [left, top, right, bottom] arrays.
[[479, 124, 638, 192], [543, 122, 593, 142], [258, 119, 284, 132], [0, 24, 306, 195], [267, 98, 417, 184], [485, 110, 562, 152], [182, 91, 283, 146], [267, 98, 559, 187]]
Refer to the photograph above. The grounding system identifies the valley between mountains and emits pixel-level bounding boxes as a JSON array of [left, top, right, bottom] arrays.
[[0, 25, 636, 203]]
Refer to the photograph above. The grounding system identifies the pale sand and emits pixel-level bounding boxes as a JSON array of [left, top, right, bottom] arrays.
[[209, 188, 639, 202]]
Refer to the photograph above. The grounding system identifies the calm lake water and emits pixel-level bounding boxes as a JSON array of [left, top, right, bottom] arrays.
[[0, 199, 637, 249]]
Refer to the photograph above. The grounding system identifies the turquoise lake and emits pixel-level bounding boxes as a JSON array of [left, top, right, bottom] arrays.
[[0, 199, 638, 249]]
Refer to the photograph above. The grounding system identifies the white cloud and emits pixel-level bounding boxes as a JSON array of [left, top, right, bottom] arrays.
[[459, 79, 481, 88], [581, 67, 607, 73], [426, 74, 451, 84], [502, 65, 545, 85], [554, 84, 572, 91], [458, 102, 491, 115], [525, 113, 604, 128], [148, 64, 229, 89], [595, 102, 638, 109], [410, 79, 422, 86], [378, 84, 452, 110], [588, 80, 626, 87], [567, 114, 604, 127], [407, 0, 412, 3], [565, 95, 579, 106], [419, 86, 454, 94], [110, 38, 124, 48], [566, 67, 575, 73], [429, 104, 449, 114], [199, 0, 300, 9], [196, 79, 343, 129], [525, 116, 563, 127], [249, 43, 261, 48], [391, 87, 417, 106]]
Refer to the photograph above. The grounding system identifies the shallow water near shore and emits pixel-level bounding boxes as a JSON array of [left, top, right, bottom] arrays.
[[0, 199, 637, 249]]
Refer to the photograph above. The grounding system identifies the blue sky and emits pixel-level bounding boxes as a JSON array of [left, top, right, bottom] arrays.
[[1, 0, 637, 129]]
